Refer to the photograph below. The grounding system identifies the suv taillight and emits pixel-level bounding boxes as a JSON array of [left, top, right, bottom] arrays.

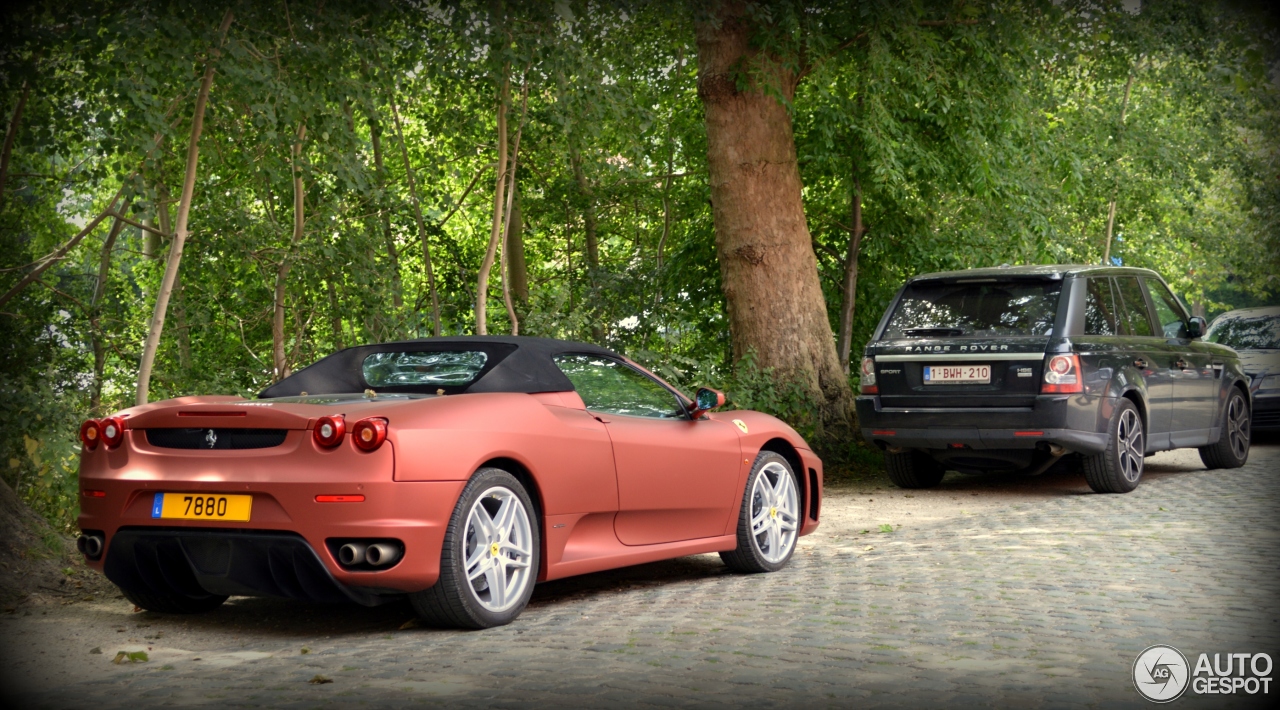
[[860, 357, 878, 394], [1042, 354, 1083, 394]]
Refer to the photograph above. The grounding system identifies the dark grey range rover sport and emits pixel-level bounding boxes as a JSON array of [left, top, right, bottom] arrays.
[[856, 265, 1252, 493]]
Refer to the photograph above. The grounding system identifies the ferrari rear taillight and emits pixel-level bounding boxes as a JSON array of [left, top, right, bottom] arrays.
[[1041, 354, 1083, 394], [79, 420, 101, 450], [100, 416, 125, 448], [313, 415, 346, 448], [860, 357, 878, 395], [351, 417, 388, 452]]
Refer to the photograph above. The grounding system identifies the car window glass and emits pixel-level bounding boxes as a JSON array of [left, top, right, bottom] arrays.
[[363, 350, 488, 387], [1083, 277, 1119, 335], [883, 280, 1060, 338], [1114, 277, 1155, 337], [553, 354, 683, 419], [1205, 314, 1280, 349], [1143, 279, 1189, 339]]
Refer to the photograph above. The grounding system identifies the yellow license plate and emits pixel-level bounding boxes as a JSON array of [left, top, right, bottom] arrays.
[[151, 492, 252, 521]]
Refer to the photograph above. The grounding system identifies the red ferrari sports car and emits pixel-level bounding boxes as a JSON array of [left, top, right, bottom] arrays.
[[76, 336, 823, 628]]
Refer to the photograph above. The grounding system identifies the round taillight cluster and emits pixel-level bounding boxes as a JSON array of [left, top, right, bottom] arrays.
[[79, 420, 101, 450], [351, 418, 388, 452], [313, 415, 346, 448], [80, 417, 125, 450]]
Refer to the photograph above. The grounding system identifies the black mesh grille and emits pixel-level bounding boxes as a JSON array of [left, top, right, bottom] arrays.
[[1253, 410, 1280, 428], [145, 428, 288, 450]]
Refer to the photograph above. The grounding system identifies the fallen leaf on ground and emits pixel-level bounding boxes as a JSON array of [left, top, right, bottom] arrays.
[[309, 675, 333, 684], [300, 647, 310, 654], [89, 647, 102, 654], [398, 619, 419, 630]]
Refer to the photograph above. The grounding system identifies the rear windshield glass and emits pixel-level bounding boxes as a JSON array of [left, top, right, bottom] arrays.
[[362, 351, 488, 387], [884, 280, 1061, 339], [1205, 315, 1280, 350]]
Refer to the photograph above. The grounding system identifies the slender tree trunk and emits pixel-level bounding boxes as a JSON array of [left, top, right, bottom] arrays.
[[0, 81, 30, 211], [836, 175, 865, 373], [506, 188, 528, 304], [366, 105, 403, 310], [568, 146, 600, 270], [1102, 69, 1137, 264], [476, 75, 510, 336], [695, 0, 855, 442], [273, 123, 306, 381], [387, 89, 440, 336], [327, 278, 344, 350], [499, 81, 528, 335], [136, 10, 233, 405], [172, 270, 191, 372], [90, 210, 128, 412]]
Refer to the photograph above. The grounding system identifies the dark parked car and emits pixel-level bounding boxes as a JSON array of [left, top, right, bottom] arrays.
[[1204, 306, 1280, 432], [856, 265, 1252, 493]]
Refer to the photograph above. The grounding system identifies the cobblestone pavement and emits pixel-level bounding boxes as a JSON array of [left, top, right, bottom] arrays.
[[3, 441, 1278, 709]]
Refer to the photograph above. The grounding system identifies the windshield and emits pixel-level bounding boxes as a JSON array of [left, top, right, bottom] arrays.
[[362, 350, 488, 387], [884, 280, 1061, 339], [1205, 314, 1280, 350]]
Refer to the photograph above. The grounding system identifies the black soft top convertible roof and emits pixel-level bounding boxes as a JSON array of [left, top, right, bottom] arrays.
[[258, 336, 620, 398]]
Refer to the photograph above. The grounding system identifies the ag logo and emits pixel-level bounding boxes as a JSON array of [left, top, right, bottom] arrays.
[[1134, 644, 1190, 703]]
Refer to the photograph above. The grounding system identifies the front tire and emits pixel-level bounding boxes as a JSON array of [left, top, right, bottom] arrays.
[[1083, 398, 1145, 493], [409, 468, 540, 629], [1199, 389, 1250, 469], [120, 586, 228, 614], [720, 452, 800, 573], [885, 450, 945, 489]]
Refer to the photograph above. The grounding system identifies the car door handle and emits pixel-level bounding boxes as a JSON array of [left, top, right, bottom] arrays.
[[1134, 358, 1148, 369]]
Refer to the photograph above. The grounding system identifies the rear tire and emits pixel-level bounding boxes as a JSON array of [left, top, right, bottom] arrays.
[[1083, 398, 1145, 493], [410, 468, 539, 630], [884, 450, 945, 489], [1199, 389, 1250, 469], [119, 586, 228, 614]]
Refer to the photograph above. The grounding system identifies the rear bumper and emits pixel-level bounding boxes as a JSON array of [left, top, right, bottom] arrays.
[[1252, 394, 1280, 430], [856, 393, 1110, 455], [79, 476, 466, 597]]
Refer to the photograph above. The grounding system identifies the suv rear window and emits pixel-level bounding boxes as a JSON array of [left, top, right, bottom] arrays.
[[883, 280, 1061, 339]]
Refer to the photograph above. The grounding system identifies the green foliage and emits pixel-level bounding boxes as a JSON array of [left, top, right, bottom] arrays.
[[0, 1, 1276, 513]]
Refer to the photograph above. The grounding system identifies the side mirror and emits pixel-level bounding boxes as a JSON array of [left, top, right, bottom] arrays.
[[1188, 316, 1206, 339], [690, 387, 726, 419]]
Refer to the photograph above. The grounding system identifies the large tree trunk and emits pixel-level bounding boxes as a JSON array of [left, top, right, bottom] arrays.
[[272, 123, 306, 381], [0, 81, 30, 211], [695, 1, 855, 443], [836, 174, 865, 373], [476, 75, 510, 336], [136, 10, 233, 405], [568, 145, 600, 270]]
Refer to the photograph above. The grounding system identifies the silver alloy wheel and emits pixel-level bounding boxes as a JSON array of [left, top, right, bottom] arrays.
[[1227, 394, 1250, 460], [749, 461, 799, 563], [462, 486, 534, 613], [1117, 408, 1145, 483]]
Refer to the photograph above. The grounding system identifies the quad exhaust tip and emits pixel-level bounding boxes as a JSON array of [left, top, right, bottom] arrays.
[[337, 541, 402, 568]]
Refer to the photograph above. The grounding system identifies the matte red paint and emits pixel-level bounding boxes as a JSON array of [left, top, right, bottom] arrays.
[[77, 376, 822, 597]]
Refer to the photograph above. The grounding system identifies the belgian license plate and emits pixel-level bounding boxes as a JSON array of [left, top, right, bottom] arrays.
[[924, 364, 991, 384], [151, 492, 252, 521]]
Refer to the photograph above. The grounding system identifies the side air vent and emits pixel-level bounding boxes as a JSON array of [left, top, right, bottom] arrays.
[[145, 428, 288, 450]]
